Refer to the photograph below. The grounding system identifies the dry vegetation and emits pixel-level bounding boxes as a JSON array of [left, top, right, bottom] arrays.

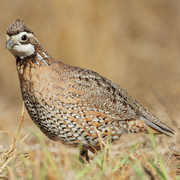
[[0, 0, 180, 179]]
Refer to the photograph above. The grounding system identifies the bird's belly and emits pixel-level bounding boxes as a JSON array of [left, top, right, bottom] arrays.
[[22, 93, 126, 149], [22, 93, 98, 146]]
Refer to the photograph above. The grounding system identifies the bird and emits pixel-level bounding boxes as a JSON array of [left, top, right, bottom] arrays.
[[6, 19, 174, 163]]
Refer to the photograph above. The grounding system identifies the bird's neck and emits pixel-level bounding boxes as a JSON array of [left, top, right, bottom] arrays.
[[16, 44, 53, 77], [34, 45, 53, 65], [16, 45, 55, 69]]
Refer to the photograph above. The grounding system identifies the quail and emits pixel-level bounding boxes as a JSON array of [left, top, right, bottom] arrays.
[[6, 19, 174, 162]]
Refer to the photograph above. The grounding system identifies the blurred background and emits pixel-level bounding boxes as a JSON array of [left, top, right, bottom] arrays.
[[0, 0, 180, 144]]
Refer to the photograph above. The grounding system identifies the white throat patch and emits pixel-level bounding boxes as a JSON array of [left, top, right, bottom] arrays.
[[12, 43, 35, 59]]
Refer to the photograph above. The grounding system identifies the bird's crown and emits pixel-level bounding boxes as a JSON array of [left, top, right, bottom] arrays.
[[7, 19, 33, 36]]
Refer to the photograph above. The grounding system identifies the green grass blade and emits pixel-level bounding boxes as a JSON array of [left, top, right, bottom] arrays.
[[149, 130, 170, 180], [120, 142, 139, 166], [149, 159, 166, 180], [129, 161, 148, 180]]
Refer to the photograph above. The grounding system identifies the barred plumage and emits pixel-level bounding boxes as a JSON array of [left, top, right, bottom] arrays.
[[6, 19, 175, 162]]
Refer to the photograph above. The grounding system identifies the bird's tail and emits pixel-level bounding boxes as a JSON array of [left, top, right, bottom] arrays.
[[140, 115, 175, 136], [129, 116, 175, 136], [128, 116, 175, 136]]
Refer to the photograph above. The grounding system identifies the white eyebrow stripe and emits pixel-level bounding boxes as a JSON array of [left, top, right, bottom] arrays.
[[12, 31, 33, 40], [13, 32, 39, 43]]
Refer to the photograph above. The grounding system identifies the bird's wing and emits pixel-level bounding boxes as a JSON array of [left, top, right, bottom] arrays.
[[67, 67, 175, 135]]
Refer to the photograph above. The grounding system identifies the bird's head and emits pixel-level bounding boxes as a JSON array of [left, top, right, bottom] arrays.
[[6, 19, 39, 59]]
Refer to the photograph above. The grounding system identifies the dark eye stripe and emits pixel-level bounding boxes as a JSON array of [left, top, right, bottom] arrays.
[[20, 40, 30, 45]]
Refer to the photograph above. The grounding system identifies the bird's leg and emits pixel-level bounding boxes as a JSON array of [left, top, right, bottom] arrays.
[[79, 148, 89, 163]]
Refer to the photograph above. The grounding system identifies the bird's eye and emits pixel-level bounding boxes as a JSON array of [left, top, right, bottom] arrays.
[[21, 35, 28, 41]]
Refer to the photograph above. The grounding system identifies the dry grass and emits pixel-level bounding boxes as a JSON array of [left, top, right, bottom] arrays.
[[0, 105, 180, 179], [0, 0, 180, 179]]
